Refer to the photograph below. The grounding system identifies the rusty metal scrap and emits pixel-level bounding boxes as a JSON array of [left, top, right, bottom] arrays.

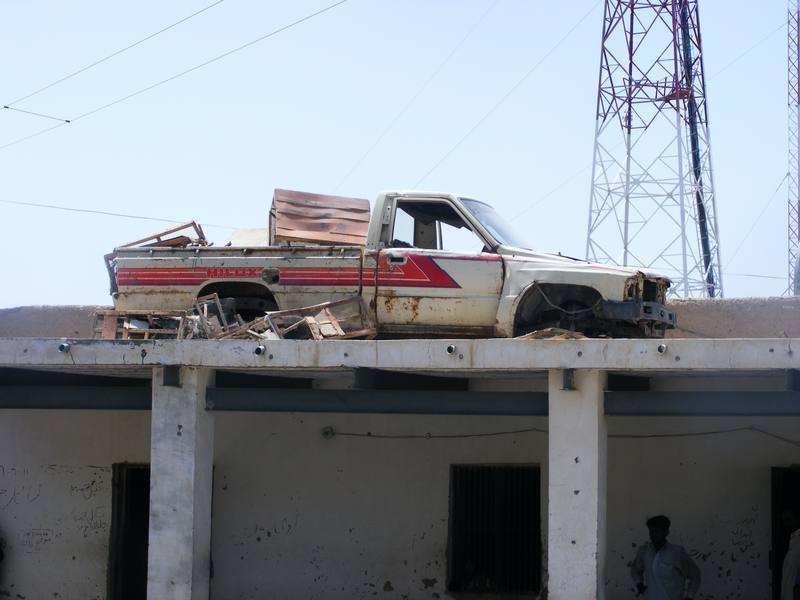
[[105, 221, 208, 295], [117, 221, 207, 249], [270, 188, 370, 246]]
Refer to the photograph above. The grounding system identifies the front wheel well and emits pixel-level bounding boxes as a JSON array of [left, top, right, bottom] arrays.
[[513, 283, 602, 336]]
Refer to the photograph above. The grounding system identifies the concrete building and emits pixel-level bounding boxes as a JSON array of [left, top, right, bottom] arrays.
[[0, 300, 798, 600]]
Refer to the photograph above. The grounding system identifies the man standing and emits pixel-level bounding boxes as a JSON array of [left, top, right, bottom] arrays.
[[782, 508, 800, 600], [630, 515, 701, 600]]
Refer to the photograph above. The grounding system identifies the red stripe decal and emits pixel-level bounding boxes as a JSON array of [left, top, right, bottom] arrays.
[[117, 267, 262, 286], [117, 254, 494, 288]]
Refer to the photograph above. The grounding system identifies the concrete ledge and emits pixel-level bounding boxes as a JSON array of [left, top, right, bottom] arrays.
[[667, 296, 800, 338], [0, 305, 107, 338], [0, 337, 797, 371]]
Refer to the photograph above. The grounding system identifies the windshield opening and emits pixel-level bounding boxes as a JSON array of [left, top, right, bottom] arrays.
[[460, 198, 531, 249]]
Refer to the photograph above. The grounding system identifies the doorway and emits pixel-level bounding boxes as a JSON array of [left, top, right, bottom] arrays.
[[107, 463, 150, 600], [772, 466, 800, 600]]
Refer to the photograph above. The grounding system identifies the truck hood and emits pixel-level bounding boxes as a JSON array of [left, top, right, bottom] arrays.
[[496, 245, 670, 281]]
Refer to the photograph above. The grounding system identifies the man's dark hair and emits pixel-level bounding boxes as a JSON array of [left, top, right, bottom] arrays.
[[646, 515, 671, 530]]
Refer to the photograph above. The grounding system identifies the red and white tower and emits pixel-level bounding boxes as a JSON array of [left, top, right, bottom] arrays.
[[790, 0, 800, 295], [586, 0, 722, 298]]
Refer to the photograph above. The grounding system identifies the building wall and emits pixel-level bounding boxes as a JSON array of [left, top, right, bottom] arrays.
[[0, 410, 150, 600], [606, 416, 800, 600], [211, 412, 549, 600], [0, 407, 798, 600], [211, 412, 800, 600]]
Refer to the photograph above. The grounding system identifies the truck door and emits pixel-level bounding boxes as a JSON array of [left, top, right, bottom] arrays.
[[376, 199, 503, 335]]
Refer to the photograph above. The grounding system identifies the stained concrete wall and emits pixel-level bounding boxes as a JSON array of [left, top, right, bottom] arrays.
[[211, 412, 800, 600], [667, 296, 800, 339], [0, 410, 150, 599], [0, 306, 105, 338], [0, 407, 798, 600], [606, 416, 800, 600], [211, 412, 550, 600]]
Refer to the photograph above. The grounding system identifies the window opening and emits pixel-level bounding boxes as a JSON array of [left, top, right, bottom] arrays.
[[448, 464, 541, 594], [391, 201, 487, 253]]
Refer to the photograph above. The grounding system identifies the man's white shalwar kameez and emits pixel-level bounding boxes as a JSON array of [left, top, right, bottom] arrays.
[[631, 541, 701, 600]]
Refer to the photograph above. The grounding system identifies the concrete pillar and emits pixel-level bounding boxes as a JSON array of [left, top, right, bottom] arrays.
[[547, 369, 607, 600], [148, 367, 214, 600]]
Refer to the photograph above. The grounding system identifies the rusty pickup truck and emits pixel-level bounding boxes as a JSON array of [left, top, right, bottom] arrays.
[[107, 189, 675, 338]]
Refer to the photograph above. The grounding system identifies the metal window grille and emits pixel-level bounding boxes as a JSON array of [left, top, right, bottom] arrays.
[[447, 464, 541, 594]]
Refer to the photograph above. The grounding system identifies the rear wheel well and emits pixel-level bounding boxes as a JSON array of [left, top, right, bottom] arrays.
[[513, 283, 602, 336], [197, 282, 277, 320]]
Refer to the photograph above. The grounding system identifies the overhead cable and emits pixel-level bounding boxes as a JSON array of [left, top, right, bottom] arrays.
[[709, 21, 786, 80], [514, 18, 788, 218], [725, 172, 789, 267], [0, 123, 68, 151], [0, 198, 238, 229], [333, 0, 500, 193], [0, 0, 349, 151], [5, 0, 227, 107], [3, 105, 70, 123], [413, 0, 601, 187]]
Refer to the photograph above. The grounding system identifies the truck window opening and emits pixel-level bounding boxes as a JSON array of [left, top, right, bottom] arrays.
[[393, 201, 486, 253]]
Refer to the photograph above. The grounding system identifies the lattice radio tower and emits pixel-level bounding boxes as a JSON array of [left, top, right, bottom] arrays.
[[790, 0, 800, 295], [586, 0, 722, 298]]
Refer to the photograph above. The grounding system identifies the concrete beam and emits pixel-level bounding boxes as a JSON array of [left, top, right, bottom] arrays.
[[605, 391, 800, 416], [207, 388, 548, 415], [547, 369, 607, 600], [0, 385, 150, 409], [0, 386, 797, 416], [0, 337, 797, 372], [148, 367, 214, 600]]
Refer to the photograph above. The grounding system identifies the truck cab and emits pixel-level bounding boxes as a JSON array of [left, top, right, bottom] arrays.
[[365, 191, 674, 338]]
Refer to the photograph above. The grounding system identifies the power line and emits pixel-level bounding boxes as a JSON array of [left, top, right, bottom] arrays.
[[709, 21, 786, 80], [0, 0, 349, 151], [645, 264, 786, 282], [413, 1, 602, 187], [0, 123, 68, 151], [725, 272, 787, 281], [2, 105, 70, 123], [333, 0, 500, 193], [0, 199, 238, 230], [71, 0, 349, 122], [512, 162, 593, 219], [513, 18, 787, 220], [725, 172, 789, 267], [5, 0, 227, 107]]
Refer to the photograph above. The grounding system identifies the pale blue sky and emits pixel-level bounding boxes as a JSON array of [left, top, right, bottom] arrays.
[[0, 0, 790, 307]]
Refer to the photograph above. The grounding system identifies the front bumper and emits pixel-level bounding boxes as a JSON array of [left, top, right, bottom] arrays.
[[595, 300, 676, 328]]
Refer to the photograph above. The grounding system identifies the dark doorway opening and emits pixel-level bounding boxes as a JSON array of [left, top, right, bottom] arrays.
[[771, 466, 800, 600], [107, 463, 150, 600], [447, 464, 541, 594]]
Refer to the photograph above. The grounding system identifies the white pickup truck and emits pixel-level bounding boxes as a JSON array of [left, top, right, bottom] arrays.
[[107, 189, 675, 338]]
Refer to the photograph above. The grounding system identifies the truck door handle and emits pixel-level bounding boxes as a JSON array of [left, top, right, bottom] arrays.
[[388, 256, 407, 265]]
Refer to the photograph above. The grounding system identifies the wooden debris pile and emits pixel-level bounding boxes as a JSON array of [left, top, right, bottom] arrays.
[[515, 327, 588, 340], [258, 297, 376, 340], [94, 296, 375, 341]]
